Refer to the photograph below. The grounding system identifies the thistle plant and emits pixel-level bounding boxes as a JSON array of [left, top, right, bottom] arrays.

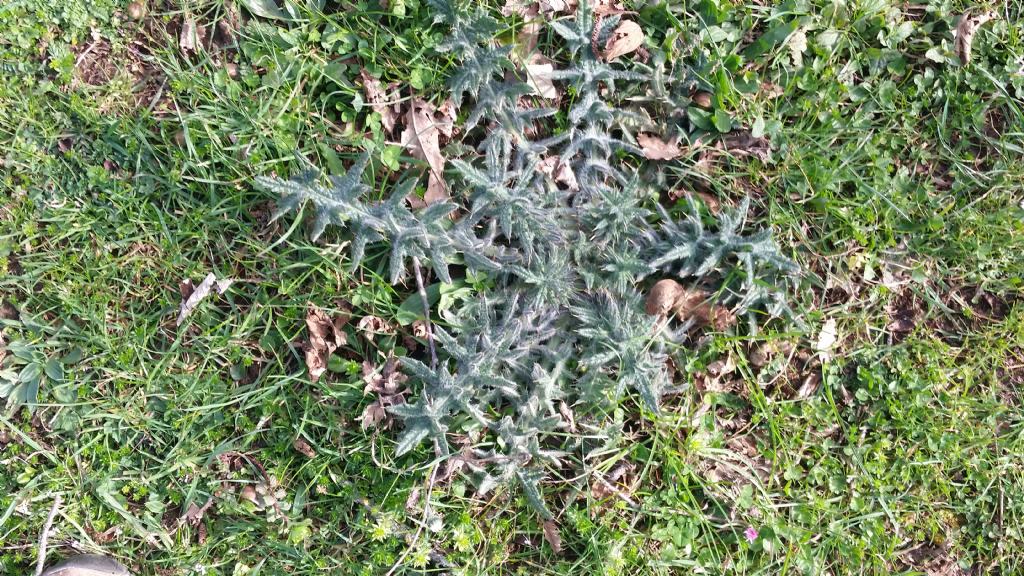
[[255, 0, 800, 519]]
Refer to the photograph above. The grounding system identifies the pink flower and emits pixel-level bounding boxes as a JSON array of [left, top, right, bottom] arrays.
[[744, 526, 758, 543]]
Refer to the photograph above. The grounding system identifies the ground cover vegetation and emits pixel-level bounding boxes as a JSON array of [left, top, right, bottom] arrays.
[[1, 0, 1022, 574]]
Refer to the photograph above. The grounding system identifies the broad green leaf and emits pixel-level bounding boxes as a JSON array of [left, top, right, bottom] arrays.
[[241, 0, 290, 20], [18, 374, 40, 412], [816, 29, 841, 50], [742, 19, 800, 59], [380, 145, 403, 172], [687, 107, 714, 131], [713, 109, 732, 133], [396, 283, 442, 325], [752, 116, 766, 138], [19, 362, 42, 382], [61, 347, 84, 364], [44, 358, 63, 382], [6, 341, 38, 362]]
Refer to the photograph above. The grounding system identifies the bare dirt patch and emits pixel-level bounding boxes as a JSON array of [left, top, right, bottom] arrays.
[[898, 544, 968, 576], [72, 37, 119, 86]]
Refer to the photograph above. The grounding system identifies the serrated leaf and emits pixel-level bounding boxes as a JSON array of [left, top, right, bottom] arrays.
[[394, 424, 432, 455]]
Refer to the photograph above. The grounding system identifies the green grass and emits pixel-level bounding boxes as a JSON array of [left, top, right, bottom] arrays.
[[1, 0, 1023, 574]]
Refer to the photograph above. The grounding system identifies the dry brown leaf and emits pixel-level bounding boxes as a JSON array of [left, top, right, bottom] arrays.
[[179, 19, 203, 52], [638, 133, 682, 161], [539, 0, 568, 11], [360, 401, 387, 430], [558, 400, 576, 433], [356, 315, 395, 342], [362, 355, 408, 395], [504, 0, 570, 16], [436, 99, 458, 138], [603, 20, 644, 61], [722, 130, 771, 162], [760, 82, 784, 99], [709, 305, 737, 331], [516, 20, 543, 60], [542, 520, 562, 554], [591, 463, 632, 500], [536, 155, 579, 190], [669, 190, 722, 213], [293, 437, 316, 459], [814, 318, 838, 361], [645, 279, 684, 316], [748, 344, 770, 368], [692, 91, 713, 108], [360, 355, 409, 430], [671, 288, 713, 325], [706, 354, 736, 379], [360, 69, 400, 134], [304, 305, 347, 382], [525, 58, 558, 99], [179, 499, 214, 527], [239, 485, 258, 505], [592, 0, 625, 15], [401, 97, 450, 205], [177, 272, 233, 326], [404, 486, 422, 512], [411, 320, 429, 339], [501, 0, 533, 16], [694, 191, 721, 214], [954, 10, 996, 65], [796, 371, 821, 399]]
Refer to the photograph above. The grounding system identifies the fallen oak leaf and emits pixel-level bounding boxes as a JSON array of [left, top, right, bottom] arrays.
[[293, 437, 316, 459], [360, 400, 387, 430], [179, 498, 215, 527], [176, 272, 234, 326], [360, 69, 400, 134], [536, 155, 578, 190], [357, 315, 396, 342], [638, 133, 682, 160], [954, 10, 997, 65], [603, 19, 644, 61], [542, 520, 562, 554], [436, 99, 458, 139], [814, 318, 838, 361], [179, 18, 202, 52], [305, 304, 347, 382], [645, 278, 684, 316], [525, 58, 558, 99], [400, 97, 450, 205], [671, 287, 734, 330], [362, 355, 408, 395]]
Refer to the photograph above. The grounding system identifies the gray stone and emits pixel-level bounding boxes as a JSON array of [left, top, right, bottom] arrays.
[[40, 555, 131, 576]]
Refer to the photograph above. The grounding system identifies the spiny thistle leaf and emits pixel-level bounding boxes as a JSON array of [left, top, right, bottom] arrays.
[[255, 2, 802, 520]]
